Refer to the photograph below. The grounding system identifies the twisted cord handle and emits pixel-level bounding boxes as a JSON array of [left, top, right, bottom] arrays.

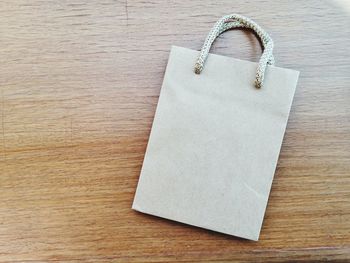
[[194, 14, 274, 88], [219, 21, 275, 65]]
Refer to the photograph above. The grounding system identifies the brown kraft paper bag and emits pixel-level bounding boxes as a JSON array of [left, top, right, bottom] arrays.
[[132, 14, 299, 241]]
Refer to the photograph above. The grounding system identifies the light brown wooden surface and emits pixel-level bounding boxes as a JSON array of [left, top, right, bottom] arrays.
[[1, 0, 349, 262]]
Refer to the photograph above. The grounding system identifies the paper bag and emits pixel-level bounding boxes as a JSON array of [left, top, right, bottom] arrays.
[[132, 14, 299, 241]]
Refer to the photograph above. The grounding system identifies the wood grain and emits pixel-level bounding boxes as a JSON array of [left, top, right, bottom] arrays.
[[1, 0, 349, 262]]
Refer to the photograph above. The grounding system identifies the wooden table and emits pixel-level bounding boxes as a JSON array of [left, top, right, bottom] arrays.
[[1, 0, 349, 262]]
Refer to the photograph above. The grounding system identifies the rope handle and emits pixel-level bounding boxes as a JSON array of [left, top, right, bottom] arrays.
[[194, 14, 274, 88]]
